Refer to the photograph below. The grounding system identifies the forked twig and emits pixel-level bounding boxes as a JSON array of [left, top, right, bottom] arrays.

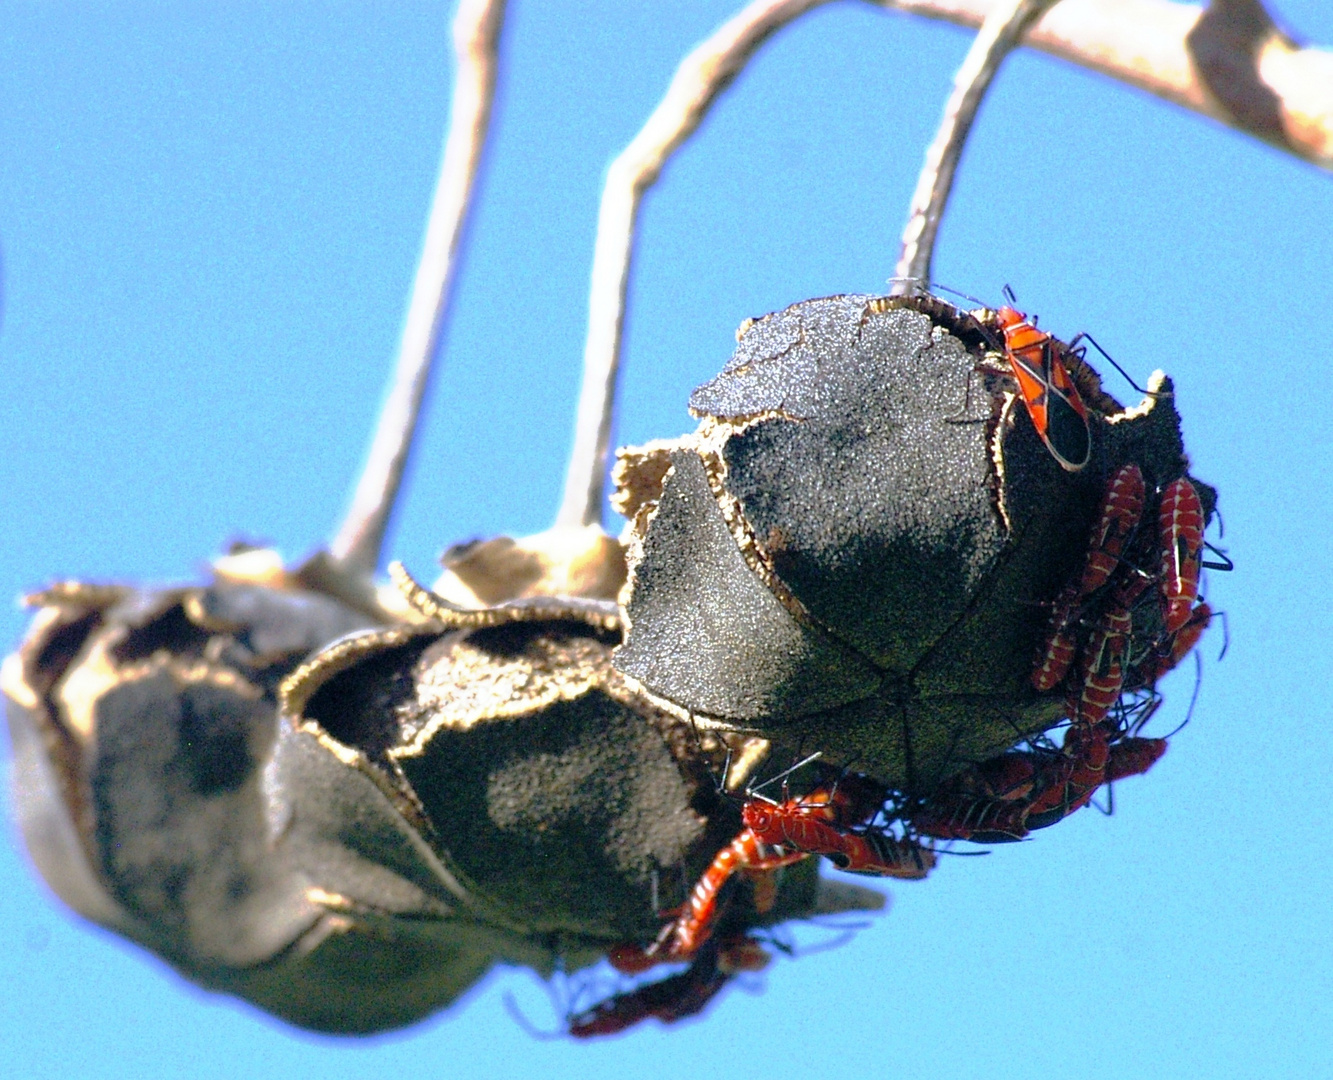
[[892, 0, 1058, 292], [879, 0, 1333, 172], [555, 0, 835, 531], [555, 0, 1329, 530], [328, 0, 508, 577]]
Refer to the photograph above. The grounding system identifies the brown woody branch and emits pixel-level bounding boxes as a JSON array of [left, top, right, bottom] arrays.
[[555, 0, 834, 531], [878, 0, 1333, 169], [559, 0, 1329, 536]]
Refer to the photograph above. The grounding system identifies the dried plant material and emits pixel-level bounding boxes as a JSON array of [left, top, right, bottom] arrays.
[[893, 0, 1059, 290], [329, 0, 510, 579], [558, 0, 837, 532], [612, 294, 1212, 791], [880, 0, 1333, 168], [434, 525, 628, 607]]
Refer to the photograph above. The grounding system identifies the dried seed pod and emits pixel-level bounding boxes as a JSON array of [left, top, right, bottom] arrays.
[[612, 293, 1216, 791], [279, 572, 875, 939], [1, 551, 527, 1032], [4, 532, 881, 1034], [0, 555, 484, 1033], [1, 552, 631, 1034]]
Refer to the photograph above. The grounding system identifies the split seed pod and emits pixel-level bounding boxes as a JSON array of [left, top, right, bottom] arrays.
[[4, 540, 882, 1034], [612, 293, 1216, 792], [272, 568, 882, 1022], [0, 552, 438, 1031]]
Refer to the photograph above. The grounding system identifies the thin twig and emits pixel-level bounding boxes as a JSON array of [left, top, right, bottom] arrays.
[[562, 0, 1331, 526], [892, 0, 1058, 292], [555, 0, 834, 531], [328, 0, 508, 577], [878, 0, 1333, 170]]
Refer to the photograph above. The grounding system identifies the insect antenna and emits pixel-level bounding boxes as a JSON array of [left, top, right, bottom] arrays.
[[503, 985, 565, 1042], [1120, 692, 1163, 738], [717, 744, 735, 797], [1065, 331, 1158, 397], [686, 708, 705, 756], [779, 925, 860, 958], [934, 844, 992, 858], [1159, 650, 1205, 740], [1213, 607, 1231, 661], [925, 280, 988, 310]]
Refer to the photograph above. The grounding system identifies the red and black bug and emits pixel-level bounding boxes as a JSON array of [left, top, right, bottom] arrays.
[[1159, 476, 1206, 634], [609, 768, 931, 975], [911, 456, 1223, 848], [910, 720, 1168, 842], [929, 283, 1093, 472], [569, 940, 740, 1038], [992, 300, 1092, 472], [1033, 462, 1147, 693], [741, 776, 934, 878], [1032, 463, 1216, 719]]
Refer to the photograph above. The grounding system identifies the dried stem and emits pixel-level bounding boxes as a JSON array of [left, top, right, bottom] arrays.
[[559, 0, 1330, 528], [555, 0, 834, 531], [879, 0, 1333, 170], [328, 0, 508, 577], [893, 0, 1058, 292]]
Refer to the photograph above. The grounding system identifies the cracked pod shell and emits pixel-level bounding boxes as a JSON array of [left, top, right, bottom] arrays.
[[1, 569, 533, 1034], [278, 609, 856, 957], [5, 553, 882, 1035], [612, 293, 1215, 791]]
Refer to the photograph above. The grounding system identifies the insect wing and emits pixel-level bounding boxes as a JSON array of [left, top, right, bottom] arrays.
[[1041, 352, 1092, 471], [998, 307, 1091, 471]]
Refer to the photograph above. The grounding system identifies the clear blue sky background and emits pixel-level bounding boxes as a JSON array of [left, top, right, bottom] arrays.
[[3, 2, 1331, 1077]]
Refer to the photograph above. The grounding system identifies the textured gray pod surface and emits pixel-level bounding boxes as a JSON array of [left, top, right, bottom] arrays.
[[280, 613, 825, 948], [4, 561, 857, 1034], [613, 293, 1216, 792]]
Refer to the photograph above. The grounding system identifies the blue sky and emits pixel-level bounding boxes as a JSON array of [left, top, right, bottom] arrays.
[[3, 2, 1332, 1077]]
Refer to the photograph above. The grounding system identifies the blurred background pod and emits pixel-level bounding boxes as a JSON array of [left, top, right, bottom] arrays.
[[1, 537, 881, 1034], [612, 293, 1217, 791], [0, 553, 462, 1031]]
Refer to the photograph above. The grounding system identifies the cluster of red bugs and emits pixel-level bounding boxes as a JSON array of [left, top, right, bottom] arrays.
[[567, 765, 931, 1037], [570, 295, 1222, 1038], [906, 297, 1218, 844], [609, 767, 932, 978], [907, 462, 1214, 842]]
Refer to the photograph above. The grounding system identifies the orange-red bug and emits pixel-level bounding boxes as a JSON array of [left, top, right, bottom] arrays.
[[993, 302, 1091, 472], [569, 942, 736, 1038], [608, 771, 930, 975], [1159, 477, 1206, 634], [741, 787, 934, 879]]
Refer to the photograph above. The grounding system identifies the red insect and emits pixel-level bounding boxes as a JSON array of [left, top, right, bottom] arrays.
[[1033, 464, 1213, 720], [923, 460, 1215, 848], [1033, 463, 1146, 692], [992, 302, 1092, 472], [609, 773, 931, 975], [608, 830, 803, 975], [570, 938, 759, 1039], [1159, 477, 1206, 634], [741, 779, 934, 879], [912, 721, 1167, 842], [1144, 601, 1212, 684], [1067, 570, 1153, 726]]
